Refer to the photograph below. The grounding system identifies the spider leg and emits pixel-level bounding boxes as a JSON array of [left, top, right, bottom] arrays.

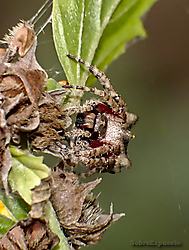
[[66, 55, 127, 120], [63, 81, 138, 125], [70, 143, 121, 175], [75, 154, 115, 177], [67, 55, 125, 105], [65, 128, 91, 149], [77, 143, 131, 174], [62, 84, 126, 120], [65, 128, 91, 139], [75, 144, 119, 157], [63, 99, 98, 116]]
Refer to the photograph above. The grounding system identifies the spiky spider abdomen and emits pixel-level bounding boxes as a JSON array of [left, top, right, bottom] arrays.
[[74, 102, 135, 173], [61, 55, 138, 176]]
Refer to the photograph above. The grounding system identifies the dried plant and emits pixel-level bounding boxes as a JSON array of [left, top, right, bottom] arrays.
[[0, 0, 157, 249]]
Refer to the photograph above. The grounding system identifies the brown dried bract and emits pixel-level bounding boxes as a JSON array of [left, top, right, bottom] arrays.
[[0, 20, 47, 194], [30, 174, 51, 219], [29, 91, 72, 157], [30, 170, 125, 249], [1, 20, 35, 59], [0, 217, 59, 250]]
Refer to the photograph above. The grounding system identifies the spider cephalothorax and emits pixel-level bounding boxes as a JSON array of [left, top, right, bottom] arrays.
[[61, 55, 138, 177]]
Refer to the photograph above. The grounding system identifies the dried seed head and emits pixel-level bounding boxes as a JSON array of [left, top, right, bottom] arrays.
[[2, 21, 35, 58], [50, 171, 102, 225], [0, 17, 47, 194], [0, 217, 60, 250], [30, 170, 125, 249]]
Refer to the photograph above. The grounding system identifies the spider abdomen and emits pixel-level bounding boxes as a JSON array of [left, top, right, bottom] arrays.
[[61, 55, 138, 176]]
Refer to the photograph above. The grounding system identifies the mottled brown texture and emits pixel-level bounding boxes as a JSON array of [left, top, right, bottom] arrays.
[[0, 20, 47, 194], [50, 171, 101, 225], [1, 21, 35, 59], [29, 91, 72, 156], [0, 218, 59, 250], [30, 170, 124, 249], [61, 55, 138, 177], [30, 176, 51, 218]]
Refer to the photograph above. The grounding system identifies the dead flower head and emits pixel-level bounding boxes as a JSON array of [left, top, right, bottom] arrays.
[[0, 217, 59, 250], [31, 170, 125, 249], [0, 20, 47, 194]]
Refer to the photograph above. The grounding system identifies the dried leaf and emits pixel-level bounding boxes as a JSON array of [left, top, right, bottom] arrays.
[[1, 21, 35, 58], [0, 20, 47, 194], [0, 217, 60, 250], [31, 170, 125, 249], [50, 171, 102, 225], [29, 91, 72, 157], [30, 176, 51, 218]]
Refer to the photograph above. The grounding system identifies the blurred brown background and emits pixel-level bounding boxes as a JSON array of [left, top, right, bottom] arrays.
[[0, 0, 189, 249]]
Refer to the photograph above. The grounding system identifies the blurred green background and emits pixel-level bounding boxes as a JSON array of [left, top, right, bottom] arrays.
[[0, 0, 189, 249]]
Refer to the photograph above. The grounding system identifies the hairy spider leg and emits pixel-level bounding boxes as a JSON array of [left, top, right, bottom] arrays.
[[62, 84, 127, 121], [62, 84, 124, 119], [67, 55, 125, 106], [60, 141, 121, 176], [66, 55, 127, 120]]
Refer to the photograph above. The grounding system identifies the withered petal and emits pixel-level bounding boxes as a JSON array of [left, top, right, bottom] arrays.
[[1, 147, 12, 195], [0, 235, 20, 250], [7, 227, 27, 250], [50, 171, 102, 225], [0, 218, 60, 250], [31, 171, 125, 249], [0, 93, 24, 115], [30, 177, 51, 218], [0, 18, 48, 194]]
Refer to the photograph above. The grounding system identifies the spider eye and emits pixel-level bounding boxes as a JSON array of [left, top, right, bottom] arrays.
[[114, 96, 119, 102], [92, 101, 97, 106], [76, 140, 80, 146], [118, 108, 124, 114], [59, 173, 66, 179], [83, 141, 89, 146]]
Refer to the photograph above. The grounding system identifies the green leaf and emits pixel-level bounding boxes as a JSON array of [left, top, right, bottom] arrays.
[[0, 189, 29, 221], [0, 188, 30, 236], [45, 201, 70, 250], [46, 78, 63, 91], [0, 214, 15, 236], [53, 0, 100, 87], [52, 0, 157, 88], [9, 146, 50, 205]]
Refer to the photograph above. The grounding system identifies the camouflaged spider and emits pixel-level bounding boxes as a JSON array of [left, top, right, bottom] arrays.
[[61, 55, 138, 177]]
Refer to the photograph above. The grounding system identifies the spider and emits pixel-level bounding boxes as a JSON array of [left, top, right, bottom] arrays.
[[60, 55, 138, 177]]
